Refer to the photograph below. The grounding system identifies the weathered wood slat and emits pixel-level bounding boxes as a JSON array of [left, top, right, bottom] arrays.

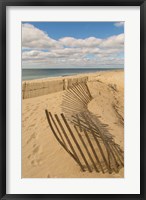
[[61, 113, 92, 172], [74, 125, 98, 172], [54, 113, 85, 171], [45, 110, 78, 164], [80, 113, 110, 173], [45, 82, 124, 174]]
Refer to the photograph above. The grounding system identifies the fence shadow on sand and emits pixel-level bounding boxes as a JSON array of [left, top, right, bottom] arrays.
[[45, 82, 124, 174]]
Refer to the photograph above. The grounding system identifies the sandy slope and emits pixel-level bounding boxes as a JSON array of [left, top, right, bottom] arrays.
[[22, 70, 124, 178]]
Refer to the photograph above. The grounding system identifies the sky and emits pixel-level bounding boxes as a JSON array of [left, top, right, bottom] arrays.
[[22, 22, 124, 69]]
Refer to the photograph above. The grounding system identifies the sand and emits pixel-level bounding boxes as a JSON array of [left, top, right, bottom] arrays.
[[22, 70, 124, 178]]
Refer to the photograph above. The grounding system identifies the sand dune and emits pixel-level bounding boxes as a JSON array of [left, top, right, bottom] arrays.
[[22, 70, 124, 178]]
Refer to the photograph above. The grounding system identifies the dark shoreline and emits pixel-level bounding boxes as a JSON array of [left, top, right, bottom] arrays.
[[22, 68, 124, 81]]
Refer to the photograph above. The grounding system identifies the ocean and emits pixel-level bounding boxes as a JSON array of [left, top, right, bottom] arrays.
[[22, 68, 122, 81]]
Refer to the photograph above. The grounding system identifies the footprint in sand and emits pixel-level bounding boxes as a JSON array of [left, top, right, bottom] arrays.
[[33, 144, 37, 148], [28, 144, 43, 167], [27, 154, 31, 159], [33, 145, 41, 155], [30, 123, 36, 127], [28, 152, 42, 166], [26, 132, 37, 144], [31, 159, 42, 167]]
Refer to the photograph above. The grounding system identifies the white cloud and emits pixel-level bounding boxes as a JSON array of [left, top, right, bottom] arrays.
[[22, 48, 124, 68], [59, 37, 102, 47], [100, 34, 124, 48], [114, 22, 124, 27], [22, 23, 124, 68], [22, 23, 60, 49]]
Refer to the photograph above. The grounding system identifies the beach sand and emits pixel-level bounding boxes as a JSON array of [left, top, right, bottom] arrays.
[[22, 70, 124, 178]]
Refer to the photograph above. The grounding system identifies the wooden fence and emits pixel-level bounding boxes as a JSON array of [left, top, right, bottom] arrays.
[[45, 110, 124, 174]]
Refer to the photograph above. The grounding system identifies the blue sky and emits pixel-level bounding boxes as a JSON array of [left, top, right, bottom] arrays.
[[22, 22, 124, 68], [24, 22, 124, 40]]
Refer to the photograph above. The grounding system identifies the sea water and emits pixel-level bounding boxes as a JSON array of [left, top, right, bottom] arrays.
[[22, 68, 122, 81]]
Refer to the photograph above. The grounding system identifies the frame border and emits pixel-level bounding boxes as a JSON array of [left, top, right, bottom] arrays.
[[0, 0, 145, 199]]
